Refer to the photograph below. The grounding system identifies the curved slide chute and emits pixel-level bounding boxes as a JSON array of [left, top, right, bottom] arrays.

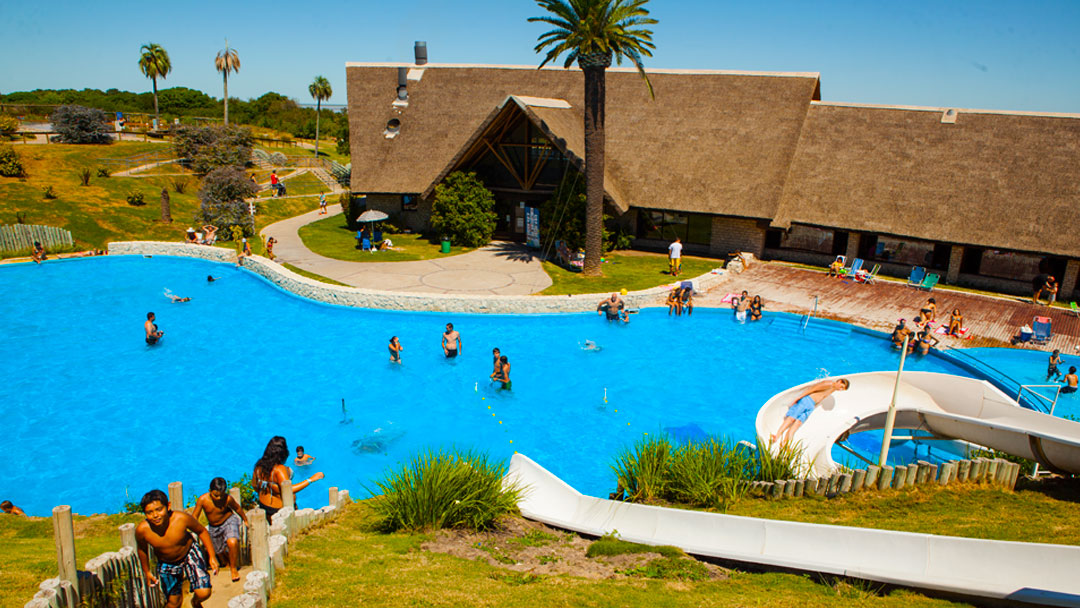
[[755, 371, 1080, 478], [506, 453, 1080, 606]]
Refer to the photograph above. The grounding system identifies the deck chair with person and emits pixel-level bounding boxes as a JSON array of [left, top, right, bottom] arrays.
[[855, 263, 881, 284]]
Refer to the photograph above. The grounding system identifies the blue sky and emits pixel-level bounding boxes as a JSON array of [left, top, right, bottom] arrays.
[[3, 1, 1079, 112]]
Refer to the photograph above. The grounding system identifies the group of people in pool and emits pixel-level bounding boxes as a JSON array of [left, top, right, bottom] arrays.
[[143, 277, 221, 345], [130, 436, 324, 608], [596, 293, 637, 323], [1046, 349, 1079, 394], [387, 323, 512, 389], [666, 286, 694, 316], [890, 298, 967, 355], [730, 290, 764, 322]]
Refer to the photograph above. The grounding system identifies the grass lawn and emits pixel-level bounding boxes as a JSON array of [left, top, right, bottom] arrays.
[[539, 252, 721, 295], [0, 513, 141, 607], [255, 171, 329, 199], [297, 215, 475, 262], [267, 501, 964, 608], [0, 142, 322, 257]]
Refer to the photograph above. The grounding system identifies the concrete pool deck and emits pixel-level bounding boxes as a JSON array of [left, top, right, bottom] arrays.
[[260, 206, 553, 295]]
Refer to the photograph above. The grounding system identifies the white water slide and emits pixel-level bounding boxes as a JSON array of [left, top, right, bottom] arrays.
[[755, 371, 1080, 478], [506, 453, 1080, 606]]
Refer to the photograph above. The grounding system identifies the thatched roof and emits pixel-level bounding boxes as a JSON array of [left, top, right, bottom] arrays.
[[774, 102, 1080, 257], [346, 63, 820, 218]]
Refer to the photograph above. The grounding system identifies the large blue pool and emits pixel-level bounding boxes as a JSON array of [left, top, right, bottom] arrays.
[[0, 255, 1039, 515]]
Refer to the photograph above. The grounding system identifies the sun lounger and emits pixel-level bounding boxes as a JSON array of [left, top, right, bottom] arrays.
[[1069, 302, 1080, 318], [362, 237, 373, 252], [1032, 316, 1052, 345], [917, 273, 940, 291], [856, 263, 881, 284], [907, 266, 926, 287], [845, 258, 863, 278]]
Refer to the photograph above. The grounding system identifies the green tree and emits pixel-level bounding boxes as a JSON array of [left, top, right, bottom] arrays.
[[530, 0, 656, 276], [431, 171, 497, 248], [173, 124, 254, 175], [215, 42, 241, 125], [540, 174, 615, 253], [308, 76, 333, 158], [137, 43, 171, 129], [196, 166, 258, 236]]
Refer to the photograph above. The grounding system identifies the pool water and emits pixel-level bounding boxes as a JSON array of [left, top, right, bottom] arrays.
[[955, 347, 1080, 419], [1, 256, 984, 515]]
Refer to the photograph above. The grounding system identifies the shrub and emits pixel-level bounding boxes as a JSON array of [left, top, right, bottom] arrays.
[[230, 474, 258, 510], [96, 167, 110, 178], [371, 448, 521, 532], [126, 191, 146, 206], [612, 435, 672, 503], [173, 124, 254, 175], [171, 177, 189, 194], [540, 176, 614, 253], [0, 145, 26, 177], [0, 114, 19, 137], [79, 168, 92, 186], [269, 151, 287, 166], [50, 105, 111, 144], [750, 436, 804, 482], [431, 171, 497, 248], [195, 166, 257, 237], [667, 438, 751, 509], [41, 185, 57, 199]]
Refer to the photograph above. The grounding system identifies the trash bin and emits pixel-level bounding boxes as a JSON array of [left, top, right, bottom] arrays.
[[440, 239, 451, 254]]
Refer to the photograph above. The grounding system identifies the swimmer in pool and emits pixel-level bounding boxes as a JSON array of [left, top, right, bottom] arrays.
[[492, 355, 511, 390], [294, 446, 315, 466], [207, 275, 219, 283], [388, 336, 403, 363], [145, 312, 163, 345], [442, 323, 461, 358], [582, 340, 602, 352], [164, 289, 191, 303], [770, 378, 850, 446]]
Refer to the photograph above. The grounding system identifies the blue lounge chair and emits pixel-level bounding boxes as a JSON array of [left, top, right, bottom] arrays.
[[907, 266, 926, 287], [1032, 316, 1052, 345], [848, 258, 863, 277], [918, 273, 940, 291], [361, 237, 372, 252]]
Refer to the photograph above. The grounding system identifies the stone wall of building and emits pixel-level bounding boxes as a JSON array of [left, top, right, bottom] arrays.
[[107, 242, 732, 313], [709, 217, 767, 258]]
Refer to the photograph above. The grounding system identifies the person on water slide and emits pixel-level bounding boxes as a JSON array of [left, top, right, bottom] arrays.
[[771, 378, 850, 446]]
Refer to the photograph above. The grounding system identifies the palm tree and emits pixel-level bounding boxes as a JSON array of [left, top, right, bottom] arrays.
[[530, 0, 656, 276], [308, 76, 333, 158], [138, 43, 171, 130], [215, 41, 241, 125]]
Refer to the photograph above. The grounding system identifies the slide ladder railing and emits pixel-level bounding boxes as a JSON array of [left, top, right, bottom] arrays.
[[802, 295, 818, 331]]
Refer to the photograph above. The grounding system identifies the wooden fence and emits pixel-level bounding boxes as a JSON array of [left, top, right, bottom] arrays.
[[0, 225, 73, 255], [23, 481, 350, 608]]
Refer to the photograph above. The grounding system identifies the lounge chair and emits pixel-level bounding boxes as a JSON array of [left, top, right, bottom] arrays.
[[906, 266, 926, 287], [1032, 316, 1052, 345], [1068, 302, 1080, 318], [856, 263, 881, 284], [918, 273, 940, 291], [846, 258, 864, 278], [361, 237, 373, 252]]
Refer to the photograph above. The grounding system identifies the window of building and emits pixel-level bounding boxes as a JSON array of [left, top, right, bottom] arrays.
[[777, 225, 834, 254], [636, 209, 711, 245], [980, 250, 1043, 282], [870, 236, 938, 268], [401, 194, 418, 212]]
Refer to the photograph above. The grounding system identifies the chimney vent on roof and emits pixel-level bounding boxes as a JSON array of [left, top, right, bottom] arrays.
[[941, 108, 958, 124], [397, 67, 408, 101], [414, 41, 428, 66]]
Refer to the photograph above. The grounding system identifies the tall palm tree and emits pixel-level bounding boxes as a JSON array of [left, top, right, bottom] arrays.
[[137, 43, 171, 130], [530, 0, 656, 276], [308, 76, 333, 158], [215, 42, 241, 125]]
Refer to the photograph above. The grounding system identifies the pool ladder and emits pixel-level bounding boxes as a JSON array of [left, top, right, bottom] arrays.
[[802, 295, 818, 331]]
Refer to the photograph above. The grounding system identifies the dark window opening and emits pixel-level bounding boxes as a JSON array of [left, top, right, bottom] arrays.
[[636, 209, 711, 246], [402, 194, 417, 212]]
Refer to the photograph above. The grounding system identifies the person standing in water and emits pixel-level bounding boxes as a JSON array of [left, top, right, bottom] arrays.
[[388, 336, 403, 363], [145, 312, 164, 345], [442, 323, 462, 358]]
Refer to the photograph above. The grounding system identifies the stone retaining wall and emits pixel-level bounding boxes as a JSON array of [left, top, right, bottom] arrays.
[[107, 241, 734, 313]]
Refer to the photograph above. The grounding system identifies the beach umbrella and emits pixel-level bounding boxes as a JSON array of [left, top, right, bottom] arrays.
[[356, 209, 389, 246]]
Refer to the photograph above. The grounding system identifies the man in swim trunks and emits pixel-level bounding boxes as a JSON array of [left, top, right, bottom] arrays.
[[732, 290, 750, 322], [491, 348, 501, 377], [1063, 367, 1078, 394], [442, 323, 461, 357], [597, 294, 624, 321], [493, 355, 511, 390], [1048, 350, 1064, 382], [192, 478, 250, 583], [136, 489, 217, 608], [770, 378, 850, 446], [145, 312, 163, 345]]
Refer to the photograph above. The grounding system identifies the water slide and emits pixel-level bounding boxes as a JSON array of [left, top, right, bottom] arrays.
[[755, 371, 1080, 478], [506, 453, 1080, 606]]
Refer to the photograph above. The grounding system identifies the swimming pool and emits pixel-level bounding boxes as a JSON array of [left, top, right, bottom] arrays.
[[0, 256, 996, 515]]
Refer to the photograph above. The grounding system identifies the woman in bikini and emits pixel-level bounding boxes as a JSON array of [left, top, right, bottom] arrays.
[[749, 295, 764, 321], [919, 298, 937, 323], [252, 436, 324, 522], [947, 308, 963, 337]]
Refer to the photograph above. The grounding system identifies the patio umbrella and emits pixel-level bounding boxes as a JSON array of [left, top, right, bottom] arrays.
[[356, 209, 389, 246]]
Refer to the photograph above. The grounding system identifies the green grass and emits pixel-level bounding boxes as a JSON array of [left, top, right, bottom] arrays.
[[255, 171, 330, 199], [539, 252, 720, 295], [266, 501, 968, 608], [585, 535, 683, 559], [0, 513, 143, 607], [298, 215, 475, 262], [280, 262, 351, 286]]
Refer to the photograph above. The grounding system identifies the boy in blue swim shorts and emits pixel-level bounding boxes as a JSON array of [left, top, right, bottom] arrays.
[[770, 378, 850, 446], [136, 489, 218, 608]]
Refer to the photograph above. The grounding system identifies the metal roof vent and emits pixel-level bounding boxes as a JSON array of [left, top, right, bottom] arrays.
[[941, 108, 958, 124], [393, 67, 409, 108], [414, 41, 428, 66], [384, 118, 401, 139]]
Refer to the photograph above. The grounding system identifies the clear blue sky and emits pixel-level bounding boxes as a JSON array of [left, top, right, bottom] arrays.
[[3, 0, 1079, 113]]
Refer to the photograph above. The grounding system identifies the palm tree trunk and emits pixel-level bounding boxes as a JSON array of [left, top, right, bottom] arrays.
[[581, 63, 607, 277], [152, 77, 160, 131], [314, 99, 321, 158], [223, 73, 229, 126]]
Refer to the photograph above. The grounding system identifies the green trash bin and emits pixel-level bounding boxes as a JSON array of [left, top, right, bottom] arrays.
[[440, 240, 451, 254]]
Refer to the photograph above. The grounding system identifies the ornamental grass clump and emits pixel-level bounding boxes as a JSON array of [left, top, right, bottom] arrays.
[[667, 438, 753, 509], [612, 435, 672, 503], [372, 448, 521, 532], [750, 436, 805, 482]]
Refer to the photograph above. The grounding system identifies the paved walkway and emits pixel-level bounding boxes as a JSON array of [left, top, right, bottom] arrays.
[[260, 206, 553, 295], [695, 263, 1080, 352]]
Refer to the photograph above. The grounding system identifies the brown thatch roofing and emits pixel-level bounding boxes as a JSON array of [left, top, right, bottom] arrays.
[[774, 102, 1080, 257], [346, 64, 820, 218]]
